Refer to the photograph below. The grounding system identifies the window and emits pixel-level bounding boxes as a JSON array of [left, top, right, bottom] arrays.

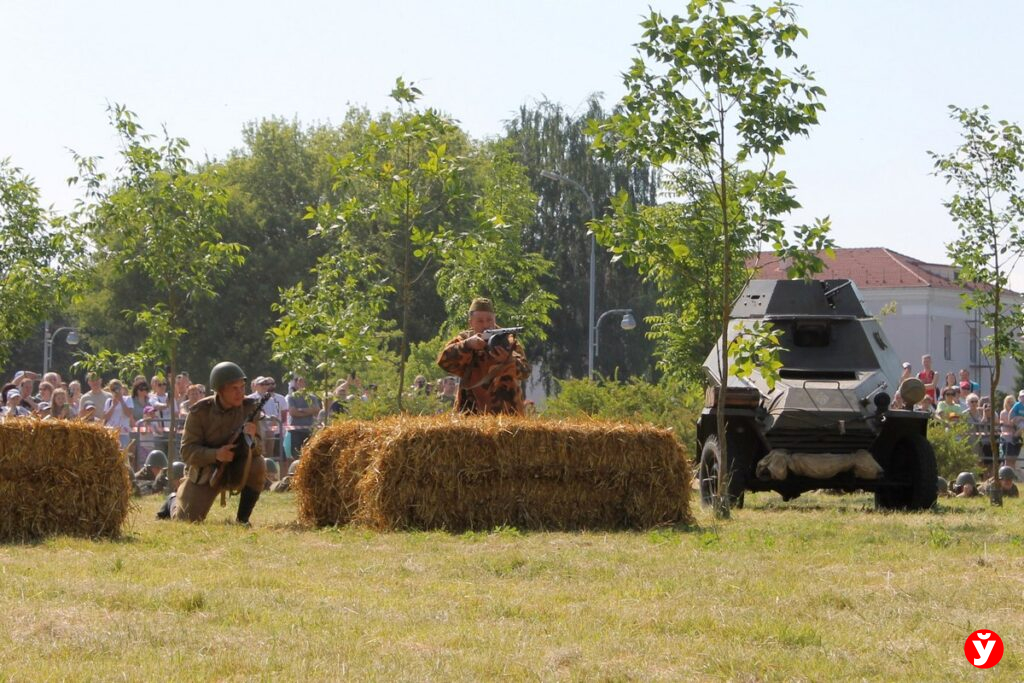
[[944, 325, 952, 361], [969, 325, 978, 363]]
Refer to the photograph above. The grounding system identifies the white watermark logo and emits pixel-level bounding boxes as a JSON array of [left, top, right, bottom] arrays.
[[963, 629, 1004, 669]]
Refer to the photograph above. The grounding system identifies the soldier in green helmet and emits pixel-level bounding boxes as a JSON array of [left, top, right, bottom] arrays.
[[952, 471, 979, 498], [271, 459, 298, 493], [263, 457, 279, 491], [133, 449, 168, 496], [980, 466, 1020, 498], [153, 460, 185, 495], [171, 361, 267, 524]]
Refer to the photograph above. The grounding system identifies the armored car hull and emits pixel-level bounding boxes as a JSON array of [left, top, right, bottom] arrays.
[[698, 279, 937, 510]]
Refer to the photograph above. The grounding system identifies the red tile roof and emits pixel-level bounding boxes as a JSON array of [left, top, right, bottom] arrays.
[[750, 247, 962, 289]]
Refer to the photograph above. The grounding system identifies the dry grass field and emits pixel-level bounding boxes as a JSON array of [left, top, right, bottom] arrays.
[[1, 490, 1022, 681]]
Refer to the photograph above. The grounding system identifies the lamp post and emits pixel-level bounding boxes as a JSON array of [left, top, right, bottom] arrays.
[[540, 169, 598, 378], [42, 321, 79, 375], [594, 309, 637, 369]]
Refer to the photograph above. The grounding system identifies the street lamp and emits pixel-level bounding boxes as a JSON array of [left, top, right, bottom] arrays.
[[540, 169, 598, 378], [43, 321, 79, 375], [594, 309, 637, 367]]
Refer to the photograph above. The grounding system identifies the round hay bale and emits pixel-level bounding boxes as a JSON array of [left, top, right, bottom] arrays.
[[0, 419, 132, 541], [295, 415, 693, 531]]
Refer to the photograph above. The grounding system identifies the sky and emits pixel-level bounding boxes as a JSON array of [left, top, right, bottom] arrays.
[[3, 0, 1024, 285]]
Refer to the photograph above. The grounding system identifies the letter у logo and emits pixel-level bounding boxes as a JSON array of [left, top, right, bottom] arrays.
[[964, 629, 1004, 669]]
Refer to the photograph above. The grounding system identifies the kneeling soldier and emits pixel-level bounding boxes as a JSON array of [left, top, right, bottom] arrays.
[[172, 362, 267, 524]]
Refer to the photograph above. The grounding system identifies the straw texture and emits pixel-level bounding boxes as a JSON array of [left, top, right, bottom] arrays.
[[296, 415, 692, 531], [0, 419, 132, 541]]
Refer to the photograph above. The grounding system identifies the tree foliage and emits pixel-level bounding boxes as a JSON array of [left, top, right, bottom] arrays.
[[593, 0, 834, 514], [432, 141, 558, 342], [506, 99, 660, 382], [0, 160, 83, 368], [929, 104, 1024, 489], [71, 105, 245, 450]]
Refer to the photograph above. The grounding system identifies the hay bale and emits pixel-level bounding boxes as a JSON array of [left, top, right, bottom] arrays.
[[0, 419, 132, 541], [296, 415, 692, 531]]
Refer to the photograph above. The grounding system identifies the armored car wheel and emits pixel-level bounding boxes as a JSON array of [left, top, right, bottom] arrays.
[[698, 435, 745, 509], [875, 434, 938, 511]]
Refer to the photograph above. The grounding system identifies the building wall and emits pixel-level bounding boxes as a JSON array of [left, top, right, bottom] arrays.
[[858, 287, 1020, 396]]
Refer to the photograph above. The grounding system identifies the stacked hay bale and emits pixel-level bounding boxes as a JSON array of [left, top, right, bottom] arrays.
[[296, 415, 692, 531], [0, 420, 132, 541]]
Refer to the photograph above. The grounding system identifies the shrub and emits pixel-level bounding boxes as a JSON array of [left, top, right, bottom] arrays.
[[927, 419, 980, 480], [542, 376, 702, 454]]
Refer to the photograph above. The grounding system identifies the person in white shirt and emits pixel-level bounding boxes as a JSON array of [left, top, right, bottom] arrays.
[[248, 376, 288, 459], [103, 379, 135, 448]]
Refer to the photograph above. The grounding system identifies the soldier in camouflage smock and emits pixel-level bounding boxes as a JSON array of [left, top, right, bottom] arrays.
[[437, 298, 530, 415]]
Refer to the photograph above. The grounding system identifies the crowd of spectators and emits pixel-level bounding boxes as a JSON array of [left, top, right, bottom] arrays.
[[0, 366, 465, 465], [899, 353, 1023, 472]]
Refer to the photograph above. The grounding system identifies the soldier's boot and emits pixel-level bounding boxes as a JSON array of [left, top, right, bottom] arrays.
[[156, 493, 175, 520], [236, 486, 261, 525]]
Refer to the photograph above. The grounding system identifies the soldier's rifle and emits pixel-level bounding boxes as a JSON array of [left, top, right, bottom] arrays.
[[209, 391, 272, 497]]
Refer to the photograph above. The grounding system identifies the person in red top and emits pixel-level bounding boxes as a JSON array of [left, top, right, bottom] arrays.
[[437, 297, 530, 415], [918, 354, 937, 403]]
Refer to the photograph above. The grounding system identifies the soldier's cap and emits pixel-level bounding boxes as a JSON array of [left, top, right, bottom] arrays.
[[999, 466, 1018, 481], [288, 460, 299, 476], [469, 297, 494, 314]]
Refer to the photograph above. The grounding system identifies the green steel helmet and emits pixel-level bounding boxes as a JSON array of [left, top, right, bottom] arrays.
[[145, 450, 168, 468], [265, 457, 279, 475], [288, 460, 299, 476], [936, 476, 948, 493], [171, 461, 186, 479], [209, 362, 246, 392], [998, 465, 1018, 481], [956, 471, 976, 487]]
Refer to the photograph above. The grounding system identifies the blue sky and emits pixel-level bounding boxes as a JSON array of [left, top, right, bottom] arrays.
[[3, 0, 1024, 284]]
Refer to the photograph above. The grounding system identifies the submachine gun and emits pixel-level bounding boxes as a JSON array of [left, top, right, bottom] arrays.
[[481, 327, 524, 353]]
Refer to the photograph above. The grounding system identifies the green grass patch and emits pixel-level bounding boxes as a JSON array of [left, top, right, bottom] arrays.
[[0, 490, 1021, 680]]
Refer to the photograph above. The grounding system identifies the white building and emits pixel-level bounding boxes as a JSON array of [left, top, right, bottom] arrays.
[[754, 247, 1022, 396]]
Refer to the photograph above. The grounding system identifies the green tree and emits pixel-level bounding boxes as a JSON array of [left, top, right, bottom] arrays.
[[593, 173, 748, 382], [0, 160, 83, 369], [593, 0, 834, 515], [268, 230, 397, 405], [315, 80, 477, 410], [185, 117, 347, 379], [929, 104, 1024, 500], [71, 105, 245, 453], [432, 141, 558, 343], [505, 99, 660, 382]]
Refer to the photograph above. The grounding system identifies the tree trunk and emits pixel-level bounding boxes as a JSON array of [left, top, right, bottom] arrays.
[[714, 110, 731, 519]]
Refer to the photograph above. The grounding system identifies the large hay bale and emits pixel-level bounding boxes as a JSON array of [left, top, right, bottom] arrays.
[[0, 419, 132, 541], [296, 415, 692, 531]]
